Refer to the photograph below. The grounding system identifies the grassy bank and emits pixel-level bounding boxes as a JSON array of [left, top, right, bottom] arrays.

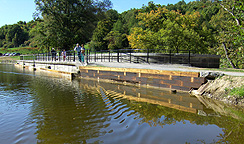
[[0, 47, 40, 55], [0, 56, 20, 61]]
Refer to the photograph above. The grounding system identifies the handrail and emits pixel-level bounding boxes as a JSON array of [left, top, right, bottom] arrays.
[[20, 48, 195, 65]]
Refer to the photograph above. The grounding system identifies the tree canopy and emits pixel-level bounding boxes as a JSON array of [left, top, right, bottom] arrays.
[[1, 0, 244, 68]]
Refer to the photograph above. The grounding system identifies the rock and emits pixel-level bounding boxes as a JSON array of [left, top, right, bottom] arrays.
[[200, 71, 224, 79]]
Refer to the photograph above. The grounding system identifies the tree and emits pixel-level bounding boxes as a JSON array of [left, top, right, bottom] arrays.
[[34, 0, 112, 50], [104, 31, 128, 50], [128, 7, 212, 53], [210, 0, 244, 68], [90, 19, 114, 50]]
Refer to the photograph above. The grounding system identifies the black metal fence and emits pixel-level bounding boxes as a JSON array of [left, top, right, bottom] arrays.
[[20, 49, 194, 64]]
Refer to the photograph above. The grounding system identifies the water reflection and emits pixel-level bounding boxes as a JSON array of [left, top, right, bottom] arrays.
[[0, 64, 244, 143]]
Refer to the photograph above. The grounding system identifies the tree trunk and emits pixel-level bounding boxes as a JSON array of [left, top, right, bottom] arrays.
[[222, 42, 236, 68]]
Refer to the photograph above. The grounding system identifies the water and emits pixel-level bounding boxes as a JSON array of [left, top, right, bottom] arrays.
[[0, 64, 244, 144]]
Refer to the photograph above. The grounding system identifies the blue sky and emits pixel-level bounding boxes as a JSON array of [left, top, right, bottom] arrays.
[[0, 0, 191, 27]]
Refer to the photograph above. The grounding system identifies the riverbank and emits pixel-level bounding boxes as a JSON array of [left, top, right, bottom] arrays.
[[2, 57, 244, 107], [190, 75, 244, 106], [90, 62, 244, 107]]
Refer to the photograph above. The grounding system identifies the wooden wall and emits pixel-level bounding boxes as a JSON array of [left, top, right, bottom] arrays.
[[79, 66, 206, 91]]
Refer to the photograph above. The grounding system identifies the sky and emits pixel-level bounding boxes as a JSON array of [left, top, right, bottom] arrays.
[[0, 0, 191, 27]]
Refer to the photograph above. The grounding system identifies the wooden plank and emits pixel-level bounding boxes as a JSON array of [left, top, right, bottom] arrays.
[[79, 66, 200, 77]]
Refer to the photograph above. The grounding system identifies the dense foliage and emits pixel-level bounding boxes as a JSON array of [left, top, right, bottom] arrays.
[[0, 0, 243, 68]]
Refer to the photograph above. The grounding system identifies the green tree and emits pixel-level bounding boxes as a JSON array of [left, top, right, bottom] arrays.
[[90, 19, 114, 50], [128, 7, 212, 53], [34, 0, 112, 50], [104, 31, 128, 50], [210, 0, 244, 68]]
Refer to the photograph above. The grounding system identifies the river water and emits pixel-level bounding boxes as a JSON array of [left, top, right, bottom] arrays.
[[0, 64, 244, 144]]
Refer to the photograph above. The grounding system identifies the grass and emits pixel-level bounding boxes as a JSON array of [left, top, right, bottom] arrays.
[[229, 86, 244, 98], [0, 47, 40, 55], [190, 67, 244, 73]]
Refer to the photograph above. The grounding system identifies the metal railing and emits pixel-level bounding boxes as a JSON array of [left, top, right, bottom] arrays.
[[20, 49, 195, 65]]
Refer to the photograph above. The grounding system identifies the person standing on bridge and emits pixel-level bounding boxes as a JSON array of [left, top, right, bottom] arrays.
[[81, 44, 85, 63], [62, 49, 66, 61], [74, 43, 82, 62], [51, 48, 56, 61]]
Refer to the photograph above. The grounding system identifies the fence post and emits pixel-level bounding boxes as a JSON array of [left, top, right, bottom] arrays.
[[188, 50, 191, 65], [169, 50, 172, 64], [95, 51, 96, 62], [73, 51, 75, 62], [101, 51, 102, 62], [86, 49, 88, 63], [59, 51, 60, 61], [33, 54, 35, 67], [109, 50, 111, 62], [147, 48, 149, 63], [130, 50, 131, 63], [88, 49, 90, 62], [117, 50, 119, 62]]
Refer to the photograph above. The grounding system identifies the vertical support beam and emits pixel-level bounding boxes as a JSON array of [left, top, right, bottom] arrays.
[[95, 51, 96, 62], [101, 51, 102, 62], [169, 50, 172, 64], [147, 48, 149, 63], [86, 49, 89, 64], [129, 51, 131, 63], [109, 50, 111, 62], [73, 51, 75, 62], [117, 50, 119, 62], [188, 50, 191, 65]]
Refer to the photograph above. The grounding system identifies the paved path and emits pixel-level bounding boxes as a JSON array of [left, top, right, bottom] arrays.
[[89, 62, 244, 76]]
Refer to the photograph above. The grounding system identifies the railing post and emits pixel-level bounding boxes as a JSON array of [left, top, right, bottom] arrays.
[[101, 51, 102, 62], [130, 50, 131, 63], [33, 54, 35, 67], [59, 51, 60, 61], [67, 51, 70, 62], [169, 50, 172, 64], [73, 51, 75, 62], [89, 49, 91, 62], [86, 49, 88, 63], [117, 50, 119, 62], [188, 50, 191, 65], [95, 51, 96, 62], [109, 50, 110, 62], [147, 48, 149, 63]]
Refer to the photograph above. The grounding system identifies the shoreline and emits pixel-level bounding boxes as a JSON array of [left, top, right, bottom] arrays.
[[1, 58, 244, 107]]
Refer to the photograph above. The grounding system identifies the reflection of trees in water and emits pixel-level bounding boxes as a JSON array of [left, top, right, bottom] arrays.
[[28, 77, 112, 143], [124, 98, 244, 143], [77, 78, 244, 143], [7, 66, 244, 144]]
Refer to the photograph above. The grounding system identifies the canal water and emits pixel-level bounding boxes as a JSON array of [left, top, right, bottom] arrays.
[[0, 64, 244, 144]]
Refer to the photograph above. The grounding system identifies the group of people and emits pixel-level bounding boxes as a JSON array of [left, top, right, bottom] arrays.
[[74, 43, 85, 63], [51, 48, 67, 61], [51, 43, 85, 64]]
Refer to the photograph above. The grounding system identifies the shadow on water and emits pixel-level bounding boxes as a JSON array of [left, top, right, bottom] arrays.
[[0, 64, 244, 143]]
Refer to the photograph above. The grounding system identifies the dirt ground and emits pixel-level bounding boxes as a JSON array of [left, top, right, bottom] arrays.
[[194, 75, 244, 106]]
